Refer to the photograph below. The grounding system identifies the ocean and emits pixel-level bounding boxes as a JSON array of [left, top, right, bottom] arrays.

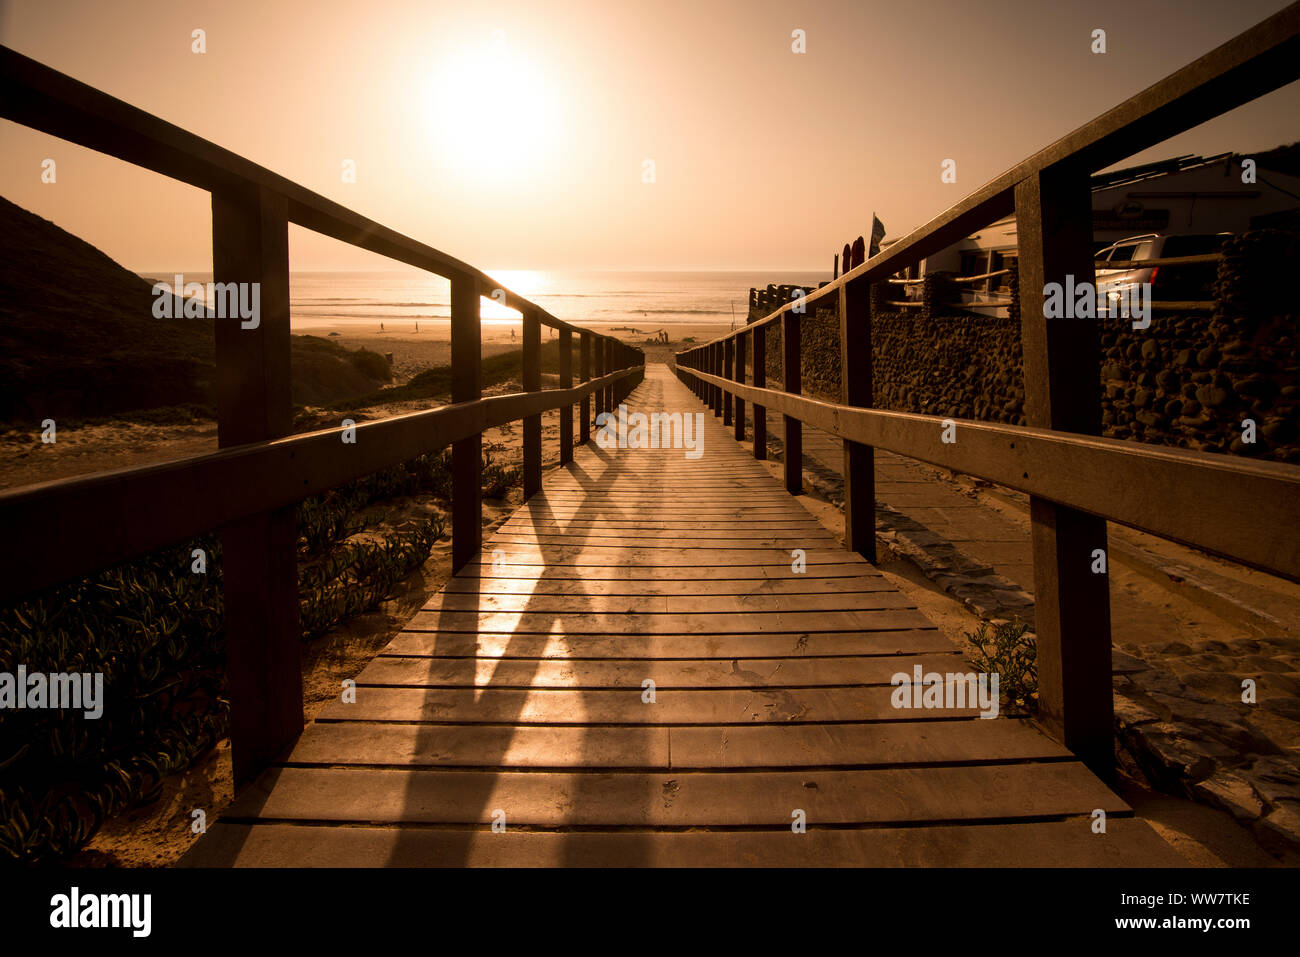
[[149, 270, 830, 331]]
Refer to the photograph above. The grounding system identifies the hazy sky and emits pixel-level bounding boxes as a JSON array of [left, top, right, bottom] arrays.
[[1, 0, 1296, 272]]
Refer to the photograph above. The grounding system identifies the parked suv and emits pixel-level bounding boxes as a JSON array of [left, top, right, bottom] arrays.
[[1094, 232, 1230, 314]]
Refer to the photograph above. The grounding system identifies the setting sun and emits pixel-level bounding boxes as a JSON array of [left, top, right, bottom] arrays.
[[423, 31, 560, 182]]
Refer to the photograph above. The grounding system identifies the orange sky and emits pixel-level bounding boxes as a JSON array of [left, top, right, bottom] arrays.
[[1, 0, 1297, 272]]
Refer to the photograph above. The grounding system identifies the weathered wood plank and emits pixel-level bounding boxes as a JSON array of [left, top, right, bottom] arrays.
[[316, 685, 979, 723], [222, 763, 1129, 826], [282, 717, 1068, 768], [184, 818, 1184, 868]]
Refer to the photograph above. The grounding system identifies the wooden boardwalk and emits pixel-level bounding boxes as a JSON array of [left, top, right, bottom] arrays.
[[185, 365, 1181, 867]]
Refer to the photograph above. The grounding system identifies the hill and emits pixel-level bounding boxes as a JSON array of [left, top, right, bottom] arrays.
[[0, 195, 390, 423]]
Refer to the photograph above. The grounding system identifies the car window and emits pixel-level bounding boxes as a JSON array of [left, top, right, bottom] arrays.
[[1108, 244, 1140, 265], [1163, 235, 1227, 257]]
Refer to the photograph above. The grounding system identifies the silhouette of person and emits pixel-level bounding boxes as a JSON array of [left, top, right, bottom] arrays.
[[851, 236, 866, 270]]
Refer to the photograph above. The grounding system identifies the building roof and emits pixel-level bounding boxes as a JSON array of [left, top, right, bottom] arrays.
[[1089, 152, 1234, 191]]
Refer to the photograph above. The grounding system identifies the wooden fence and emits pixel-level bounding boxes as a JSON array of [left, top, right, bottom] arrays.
[[0, 45, 644, 785], [676, 2, 1300, 779]]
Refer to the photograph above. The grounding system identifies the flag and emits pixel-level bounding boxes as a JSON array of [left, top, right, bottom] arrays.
[[869, 213, 886, 258]]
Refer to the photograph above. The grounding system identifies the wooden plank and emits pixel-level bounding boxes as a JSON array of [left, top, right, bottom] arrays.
[[380, 630, 955, 660], [353, 653, 968, 689], [417, 592, 910, 614], [282, 717, 1067, 769], [220, 764, 1128, 826], [184, 818, 1183, 868], [451, 547, 885, 567], [453, 562, 903, 580], [315, 685, 977, 723], [403, 608, 928, 635], [439, 577, 899, 597]]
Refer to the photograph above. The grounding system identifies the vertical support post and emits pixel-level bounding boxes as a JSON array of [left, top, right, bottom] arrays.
[[594, 335, 606, 419], [752, 324, 767, 460], [212, 185, 301, 788], [450, 275, 482, 573], [1015, 165, 1113, 781], [722, 338, 734, 427], [559, 327, 573, 464], [782, 311, 801, 494], [712, 343, 722, 417], [839, 278, 876, 563], [579, 332, 592, 445], [607, 339, 616, 416], [734, 331, 746, 442], [523, 309, 541, 497]]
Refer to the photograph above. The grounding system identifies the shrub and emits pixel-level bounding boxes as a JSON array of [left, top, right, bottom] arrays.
[[964, 618, 1037, 712]]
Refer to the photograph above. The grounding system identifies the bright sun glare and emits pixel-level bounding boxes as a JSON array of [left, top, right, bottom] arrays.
[[427, 32, 558, 182]]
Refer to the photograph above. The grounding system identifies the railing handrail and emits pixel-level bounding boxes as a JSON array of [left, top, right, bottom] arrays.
[[0, 368, 639, 602]]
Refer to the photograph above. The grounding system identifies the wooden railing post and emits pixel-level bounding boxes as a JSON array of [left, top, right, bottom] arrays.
[[559, 327, 574, 464], [212, 184, 302, 788], [595, 336, 607, 419], [450, 275, 482, 572], [605, 338, 615, 414], [722, 338, 734, 427], [733, 331, 746, 442], [523, 308, 542, 497], [1015, 165, 1114, 780], [840, 278, 876, 562], [752, 325, 767, 460], [579, 332, 592, 445], [712, 343, 723, 417], [782, 311, 802, 493]]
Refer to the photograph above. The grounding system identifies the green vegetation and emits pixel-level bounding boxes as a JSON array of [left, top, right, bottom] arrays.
[[0, 447, 521, 865], [964, 618, 1037, 713], [336, 339, 569, 410]]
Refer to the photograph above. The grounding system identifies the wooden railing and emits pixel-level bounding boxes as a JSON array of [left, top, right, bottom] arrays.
[[0, 45, 644, 785], [676, 3, 1300, 779]]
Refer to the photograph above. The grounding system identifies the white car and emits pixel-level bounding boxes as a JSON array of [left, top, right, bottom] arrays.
[[1094, 232, 1229, 314]]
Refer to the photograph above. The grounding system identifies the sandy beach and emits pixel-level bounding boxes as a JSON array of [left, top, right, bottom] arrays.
[[294, 318, 735, 380]]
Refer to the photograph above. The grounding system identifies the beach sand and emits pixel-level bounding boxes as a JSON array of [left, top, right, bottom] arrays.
[[0, 320, 732, 491]]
